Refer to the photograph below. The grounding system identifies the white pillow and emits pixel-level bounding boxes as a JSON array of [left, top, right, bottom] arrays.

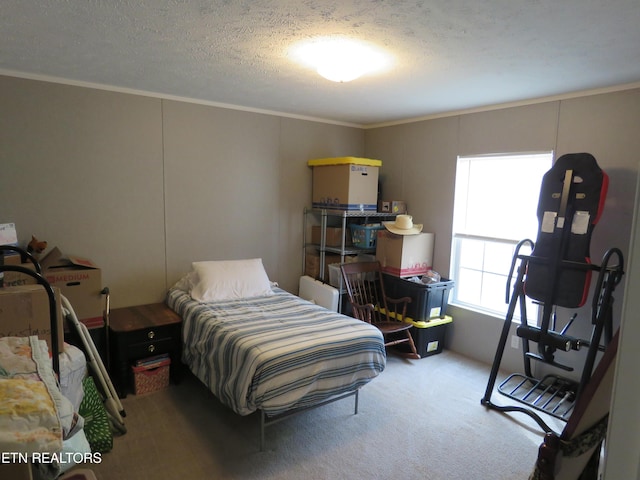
[[190, 258, 273, 302]]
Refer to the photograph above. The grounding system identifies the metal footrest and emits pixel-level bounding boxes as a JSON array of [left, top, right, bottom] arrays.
[[497, 373, 578, 422]]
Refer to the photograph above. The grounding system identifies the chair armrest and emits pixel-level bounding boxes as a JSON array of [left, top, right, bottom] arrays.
[[349, 301, 375, 323]]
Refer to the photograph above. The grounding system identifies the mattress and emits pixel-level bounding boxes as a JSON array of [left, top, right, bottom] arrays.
[[167, 286, 386, 416]]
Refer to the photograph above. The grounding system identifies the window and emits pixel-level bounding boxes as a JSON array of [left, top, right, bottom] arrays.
[[450, 152, 553, 322]]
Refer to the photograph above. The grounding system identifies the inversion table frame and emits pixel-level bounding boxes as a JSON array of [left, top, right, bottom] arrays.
[[481, 245, 623, 432], [481, 154, 625, 433]]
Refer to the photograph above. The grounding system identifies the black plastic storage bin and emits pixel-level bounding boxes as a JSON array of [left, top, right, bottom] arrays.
[[410, 317, 453, 357], [382, 273, 454, 321]]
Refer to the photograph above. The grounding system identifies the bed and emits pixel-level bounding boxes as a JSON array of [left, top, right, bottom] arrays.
[[166, 258, 386, 448]]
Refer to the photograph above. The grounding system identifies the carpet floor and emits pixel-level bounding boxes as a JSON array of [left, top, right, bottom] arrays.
[[86, 350, 563, 480]]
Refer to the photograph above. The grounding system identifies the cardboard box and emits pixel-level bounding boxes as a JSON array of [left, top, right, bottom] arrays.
[[40, 247, 103, 322], [378, 200, 407, 214], [304, 250, 342, 281], [309, 157, 381, 211], [0, 463, 34, 480], [311, 225, 349, 247], [1, 253, 38, 287], [0, 284, 64, 353], [376, 231, 434, 277]]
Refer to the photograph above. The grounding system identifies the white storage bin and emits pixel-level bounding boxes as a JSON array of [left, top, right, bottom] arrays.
[[328, 263, 343, 289]]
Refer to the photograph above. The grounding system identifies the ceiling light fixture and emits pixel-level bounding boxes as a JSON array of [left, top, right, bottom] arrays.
[[290, 37, 392, 83]]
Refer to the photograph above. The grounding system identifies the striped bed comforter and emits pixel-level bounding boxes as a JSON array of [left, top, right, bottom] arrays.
[[166, 287, 386, 416]]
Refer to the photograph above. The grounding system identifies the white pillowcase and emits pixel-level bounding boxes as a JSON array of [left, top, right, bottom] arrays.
[[190, 258, 273, 302]]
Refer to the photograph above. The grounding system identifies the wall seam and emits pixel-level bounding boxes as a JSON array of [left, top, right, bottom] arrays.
[[553, 99, 562, 157], [161, 99, 169, 292]]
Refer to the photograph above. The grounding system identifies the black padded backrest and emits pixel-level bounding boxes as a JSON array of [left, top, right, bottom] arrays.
[[524, 153, 608, 308]]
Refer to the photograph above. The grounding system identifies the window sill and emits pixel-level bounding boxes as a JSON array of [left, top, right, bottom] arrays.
[[449, 301, 518, 323]]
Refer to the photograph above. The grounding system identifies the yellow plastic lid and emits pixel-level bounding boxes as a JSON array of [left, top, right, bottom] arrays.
[[308, 156, 382, 167], [378, 309, 453, 327], [410, 315, 453, 328]]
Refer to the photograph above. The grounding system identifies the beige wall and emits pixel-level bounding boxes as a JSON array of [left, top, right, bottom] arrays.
[[0, 76, 167, 307], [1, 75, 637, 364], [0, 75, 363, 306], [1, 74, 639, 478], [162, 100, 282, 284], [365, 90, 640, 374]]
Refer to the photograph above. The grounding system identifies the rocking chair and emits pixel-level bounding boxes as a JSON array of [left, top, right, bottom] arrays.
[[341, 261, 420, 359]]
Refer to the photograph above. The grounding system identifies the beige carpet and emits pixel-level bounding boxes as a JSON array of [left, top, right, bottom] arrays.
[[87, 351, 561, 480]]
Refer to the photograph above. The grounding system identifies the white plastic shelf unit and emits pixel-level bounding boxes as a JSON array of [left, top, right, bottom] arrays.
[[303, 208, 397, 310]]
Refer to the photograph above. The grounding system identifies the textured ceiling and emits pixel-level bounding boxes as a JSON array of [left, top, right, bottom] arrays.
[[1, 1, 640, 126]]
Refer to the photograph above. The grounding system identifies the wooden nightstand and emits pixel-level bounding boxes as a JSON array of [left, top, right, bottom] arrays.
[[108, 303, 182, 398]]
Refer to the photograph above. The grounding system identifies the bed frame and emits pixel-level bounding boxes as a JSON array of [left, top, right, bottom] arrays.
[[259, 389, 359, 451]]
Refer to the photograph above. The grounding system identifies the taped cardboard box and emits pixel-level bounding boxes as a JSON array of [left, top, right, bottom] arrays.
[[40, 247, 103, 323], [311, 226, 350, 247], [1, 247, 103, 322], [308, 157, 381, 211], [304, 250, 342, 281], [378, 200, 407, 214], [0, 284, 64, 353], [0, 463, 33, 480], [376, 231, 434, 277], [0, 252, 37, 287]]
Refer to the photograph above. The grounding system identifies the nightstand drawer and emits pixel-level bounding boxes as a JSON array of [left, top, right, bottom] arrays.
[[127, 337, 176, 358], [122, 324, 179, 345]]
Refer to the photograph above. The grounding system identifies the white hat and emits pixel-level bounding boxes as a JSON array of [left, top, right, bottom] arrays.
[[382, 214, 423, 235]]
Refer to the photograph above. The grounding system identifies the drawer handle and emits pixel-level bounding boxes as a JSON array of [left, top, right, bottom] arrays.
[[148, 331, 155, 339], [148, 344, 155, 353]]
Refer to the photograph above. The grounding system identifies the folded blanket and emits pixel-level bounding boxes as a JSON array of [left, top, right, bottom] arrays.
[[0, 336, 78, 454]]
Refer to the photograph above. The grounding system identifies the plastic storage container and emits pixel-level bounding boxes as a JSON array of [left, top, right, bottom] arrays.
[[327, 263, 343, 289], [410, 316, 453, 357], [350, 224, 384, 249], [382, 273, 454, 321]]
